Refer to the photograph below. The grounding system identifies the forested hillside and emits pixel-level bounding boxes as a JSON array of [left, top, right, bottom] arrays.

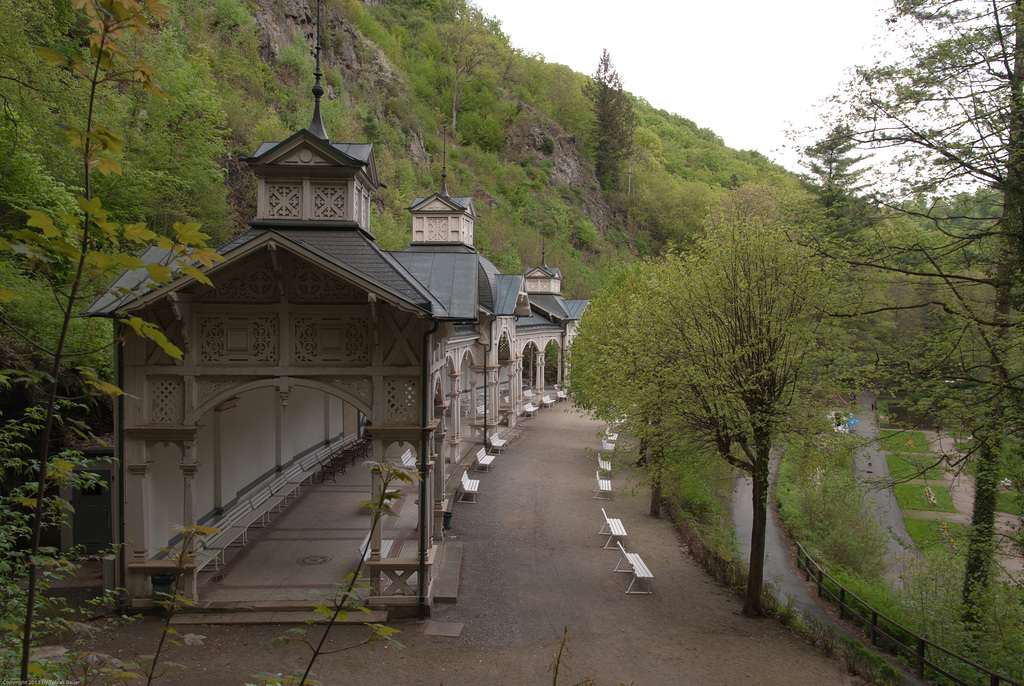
[[0, 0, 792, 301]]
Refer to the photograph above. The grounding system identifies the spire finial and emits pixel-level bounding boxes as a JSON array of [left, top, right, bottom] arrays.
[[440, 125, 449, 197], [541, 239, 547, 267], [309, 0, 328, 141]]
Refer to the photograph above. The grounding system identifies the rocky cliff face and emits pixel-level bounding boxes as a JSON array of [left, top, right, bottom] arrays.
[[251, 0, 404, 124], [504, 104, 609, 229]]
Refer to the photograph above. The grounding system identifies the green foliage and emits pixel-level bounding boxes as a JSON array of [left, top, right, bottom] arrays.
[[776, 435, 890, 578], [0, 407, 110, 681]]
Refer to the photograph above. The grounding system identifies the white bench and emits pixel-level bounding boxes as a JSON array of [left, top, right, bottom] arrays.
[[594, 470, 612, 500], [488, 436, 507, 454], [614, 541, 653, 594], [459, 471, 480, 502], [523, 402, 539, 417], [197, 502, 256, 570], [248, 485, 284, 527], [598, 457, 612, 473], [397, 448, 416, 469], [474, 447, 496, 472], [604, 430, 618, 442], [555, 389, 568, 402], [541, 394, 555, 408], [599, 507, 627, 549], [601, 438, 616, 453]]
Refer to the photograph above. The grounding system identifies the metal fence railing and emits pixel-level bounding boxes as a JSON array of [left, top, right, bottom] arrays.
[[795, 543, 1022, 686]]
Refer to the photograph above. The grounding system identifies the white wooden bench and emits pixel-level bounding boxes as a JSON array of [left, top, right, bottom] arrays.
[[598, 457, 612, 473], [248, 485, 284, 527], [488, 436, 507, 454], [397, 448, 416, 469], [599, 507, 627, 549], [614, 541, 653, 594], [555, 389, 568, 402], [523, 402, 539, 417], [459, 471, 480, 502], [197, 503, 255, 570], [601, 438, 616, 453], [541, 394, 555, 408], [594, 470, 611, 500], [474, 447, 496, 472], [604, 430, 618, 442]]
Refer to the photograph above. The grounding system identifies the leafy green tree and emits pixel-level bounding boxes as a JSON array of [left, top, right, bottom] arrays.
[[650, 187, 835, 616], [572, 186, 838, 615], [828, 0, 1024, 620], [569, 262, 670, 517], [0, 1, 222, 679], [585, 49, 634, 192], [438, 0, 499, 140]]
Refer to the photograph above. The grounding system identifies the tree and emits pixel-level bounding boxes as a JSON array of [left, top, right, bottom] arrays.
[[650, 188, 834, 616], [801, 123, 871, 235], [438, 0, 498, 140], [584, 49, 634, 192], [827, 0, 1024, 619], [569, 262, 670, 517], [0, 1, 222, 679], [571, 187, 837, 615]]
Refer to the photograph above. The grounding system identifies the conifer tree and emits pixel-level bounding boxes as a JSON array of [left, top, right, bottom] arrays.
[[585, 49, 634, 192]]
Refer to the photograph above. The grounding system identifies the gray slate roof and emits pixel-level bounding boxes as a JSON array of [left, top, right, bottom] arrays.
[[528, 293, 570, 320], [391, 244, 480, 320], [225, 228, 445, 315]]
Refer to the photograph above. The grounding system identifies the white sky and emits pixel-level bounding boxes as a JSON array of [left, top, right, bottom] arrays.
[[472, 0, 895, 174]]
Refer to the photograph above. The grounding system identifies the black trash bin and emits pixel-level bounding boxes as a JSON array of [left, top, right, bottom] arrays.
[[442, 511, 452, 531], [150, 573, 177, 600]]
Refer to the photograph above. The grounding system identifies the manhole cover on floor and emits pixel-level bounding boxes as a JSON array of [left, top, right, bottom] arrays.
[[297, 555, 332, 566]]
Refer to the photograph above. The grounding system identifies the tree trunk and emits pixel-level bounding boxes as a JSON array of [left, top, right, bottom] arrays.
[[649, 442, 662, 518], [743, 448, 770, 617], [962, 438, 999, 624]]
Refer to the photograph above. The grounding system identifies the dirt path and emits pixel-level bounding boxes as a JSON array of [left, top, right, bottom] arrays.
[[60, 407, 860, 685]]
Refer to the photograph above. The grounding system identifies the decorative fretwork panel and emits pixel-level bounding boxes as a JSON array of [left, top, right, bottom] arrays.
[[312, 184, 345, 219], [293, 317, 369, 363], [330, 378, 372, 406], [150, 377, 183, 423], [211, 257, 276, 301], [427, 217, 449, 241], [267, 183, 301, 218], [198, 378, 233, 405], [200, 316, 278, 363], [386, 378, 417, 424], [289, 262, 363, 302], [498, 334, 511, 361]]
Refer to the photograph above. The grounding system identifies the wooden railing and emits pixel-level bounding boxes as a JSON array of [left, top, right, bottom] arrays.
[[796, 543, 1022, 686]]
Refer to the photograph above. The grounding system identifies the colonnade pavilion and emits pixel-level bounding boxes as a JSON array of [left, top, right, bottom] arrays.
[[86, 105, 586, 612]]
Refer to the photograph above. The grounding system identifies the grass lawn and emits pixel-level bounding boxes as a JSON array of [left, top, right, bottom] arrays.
[[893, 482, 957, 512], [996, 491, 1022, 516], [880, 429, 931, 453], [886, 453, 946, 480], [903, 517, 968, 551]]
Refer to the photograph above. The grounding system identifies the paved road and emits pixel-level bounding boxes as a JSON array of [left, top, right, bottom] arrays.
[[851, 392, 915, 582]]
